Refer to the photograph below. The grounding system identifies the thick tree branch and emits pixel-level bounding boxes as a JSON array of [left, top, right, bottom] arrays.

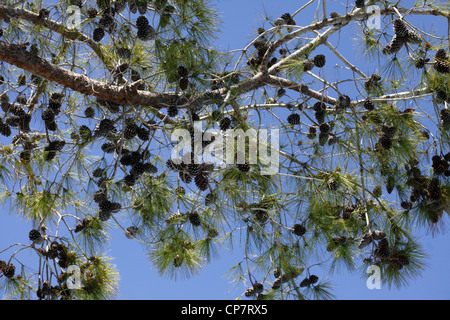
[[0, 41, 181, 110], [0, 4, 115, 71]]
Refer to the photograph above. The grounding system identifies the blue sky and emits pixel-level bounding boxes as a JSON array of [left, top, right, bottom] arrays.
[[1, 0, 449, 300]]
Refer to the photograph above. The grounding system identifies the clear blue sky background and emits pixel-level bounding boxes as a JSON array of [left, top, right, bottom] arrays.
[[1, 0, 449, 300]]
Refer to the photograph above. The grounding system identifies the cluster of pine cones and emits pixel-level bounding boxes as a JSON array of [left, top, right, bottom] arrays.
[[404, 154, 449, 209], [27, 228, 73, 299], [383, 19, 421, 55], [166, 152, 214, 191], [0, 260, 16, 279], [0, 91, 67, 162], [88, 0, 174, 43]]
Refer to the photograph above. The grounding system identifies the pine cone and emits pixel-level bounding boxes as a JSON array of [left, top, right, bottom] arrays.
[[355, 0, 364, 8], [414, 57, 428, 69], [29, 229, 44, 244], [188, 211, 201, 226], [313, 54, 326, 68], [205, 192, 215, 206], [252, 282, 264, 294], [303, 59, 315, 71], [292, 223, 306, 236], [319, 122, 331, 134], [86, 8, 98, 19], [167, 106, 178, 117], [101, 142, 116, 153], [375, 238, 390, 258], [137, 25, 156, 41], [124, 123, 139, 139], [98, 14, 114, 29], [3, 263, 15, 278], [378, 135, 393, 150], [440, 109, 450, 127], [219, 117, 231, 130], [299, 277, 311, 287], [337, 95, 351, 110], [342, 206, 354, 219], [194, 173, 209, 191], [125, 226, 139, 239], [381, 125, 397, 138], [0, 122, 11, 137], [393, 19, 409, 38], [309, 274, 319, 284], [434, 60, 450, 74], [179, 171, 192, 184], [237, 162, 250, 172], [245, 287, 256, 297], [327, 177, 338, 190], [435, 48, 448, 61], [93, 27, 105, 42], [136, 16, 149, 29], [179, 77, 189, 90], [382, 35, 406, 55], [287, 113, 300, 125], [407, 30, 421, 44]]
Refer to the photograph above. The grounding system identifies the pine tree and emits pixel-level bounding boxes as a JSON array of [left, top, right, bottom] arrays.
[[0, 0, 447, 301]]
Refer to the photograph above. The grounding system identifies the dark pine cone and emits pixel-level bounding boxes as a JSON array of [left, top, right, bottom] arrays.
[[41, 108, 55, 122], [381, 125, 397, 138], [137, 25, 155, 41], [237, 163, 250, 173], [219, 117, 231, 131], [101, 142, 116, 153], [309, 274, 319, 284], [178, 170, 192, 184], [194, 173, 209, 191], [319, 122, 331, 134], [434, 60, 450, 74], [29, 229, 43, 243], [435, 48, 447, 61], [98, 14, 114, 29], [287, 113, 300, 125], [116, 47, 131, 59], [414, 58, 428, 69], [393, 19, 409, 38], [84, 106, 95, 118], [136, 16, 149, 29], [0, 121, 11, 137], [355, 0, 364, 8], [124, 174, 136, 187], [179, 77, 189, 90], [378, 135, 393, 150], [440, 109, 450, 127], [137, 127, 150, 141], [178, 65, 189, 78], [382, 35, 406, 55], [188, 211, 201, 226], [93, 27, 105, 42], [313, 54, 326, 68], [124, 123, 139, 139], [86, 8, 98, 19], [363, 98, 374, 111], [292, 223, 306, 236], [3, 263, 15, 278], [299, 277, 311, 287], [167, 106, 178, 117]]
